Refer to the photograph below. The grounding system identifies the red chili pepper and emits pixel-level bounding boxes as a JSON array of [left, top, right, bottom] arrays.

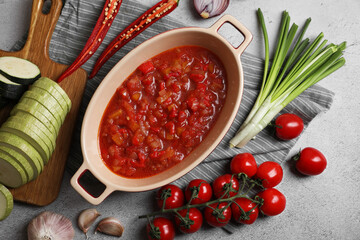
[[88, 0, 180, 79], [57, 0, 123, 83]]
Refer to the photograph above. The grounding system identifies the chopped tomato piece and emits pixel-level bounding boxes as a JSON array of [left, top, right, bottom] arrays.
[[187, 97, 200, 112], [138, 61, 155, 74], [127, 76, 142, 91], [132, 130, 145, 146]]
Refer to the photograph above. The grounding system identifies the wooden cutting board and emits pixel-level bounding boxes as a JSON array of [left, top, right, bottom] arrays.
[[0, 0, 87, 206]]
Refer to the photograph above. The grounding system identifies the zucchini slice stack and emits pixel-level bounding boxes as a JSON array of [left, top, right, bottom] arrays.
[[0, 56, 41, 105], [0, 77, 71, 188]]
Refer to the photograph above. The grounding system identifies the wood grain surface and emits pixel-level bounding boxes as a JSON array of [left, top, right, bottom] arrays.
[[0, 0, 87, 206]]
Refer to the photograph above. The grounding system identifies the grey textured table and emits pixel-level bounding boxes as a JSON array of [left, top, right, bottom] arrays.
[[1, 0, 360, 239]]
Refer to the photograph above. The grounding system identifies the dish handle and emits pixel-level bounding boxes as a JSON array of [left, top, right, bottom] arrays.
[[209, 14, 253, 56], [70, 163, 114, 205]]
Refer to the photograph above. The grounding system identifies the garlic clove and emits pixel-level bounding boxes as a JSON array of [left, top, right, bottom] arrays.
[[27, 211, 75, 240], [194, 0, 230, 19], [78, 208, 101, 235], [95, 217, 124, 237]]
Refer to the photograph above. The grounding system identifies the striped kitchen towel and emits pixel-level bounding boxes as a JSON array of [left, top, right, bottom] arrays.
[[21, 1, 333, 189]]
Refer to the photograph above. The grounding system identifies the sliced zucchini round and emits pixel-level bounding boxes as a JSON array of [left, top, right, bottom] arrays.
[[28, 86, 67, 120], [11, 97, 60, 136], [0, 74, 27, 100], [0, 151, 27, 188], [0, 131, 43, 178], [33, 77, 71, 107], [0, 184, 13, 221], [0, 145, 34, 182], [10, 112, 56, 155], [0, 56, 40, 85], [30, 85, 69, 114], [0, 86, 24, 100], [21, 90, 64, 126], [31, 77, 71, 114], [1, 117, 52, 164]]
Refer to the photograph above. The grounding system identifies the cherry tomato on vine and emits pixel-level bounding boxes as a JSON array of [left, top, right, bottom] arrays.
[[274, 113, 304, 140], [147, 217, 175, 240], [257, 188, 286, 216], [157, 184, 184, 210], [231, 198, 259, 224], [174, 208, 203, 233], [204, 202, 232, 227], [295, 147, 327, 175], [185, 179, 212, 204], [212, 174, 239, 199], [256, 161, 283, 188], [230, 153, 258, 177]]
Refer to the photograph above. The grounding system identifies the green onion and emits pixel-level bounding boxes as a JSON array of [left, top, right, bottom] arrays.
[[229, 9, 346, 148]]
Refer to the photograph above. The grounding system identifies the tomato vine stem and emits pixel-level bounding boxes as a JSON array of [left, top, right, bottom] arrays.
[[138, 174, 263, 219]]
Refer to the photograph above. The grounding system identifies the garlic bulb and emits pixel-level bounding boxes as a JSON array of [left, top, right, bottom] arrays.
[[27, 211, 75, 240], [194, 0, 230, 19], [95, 217, 124, 237], [77, 208, 101, 235]]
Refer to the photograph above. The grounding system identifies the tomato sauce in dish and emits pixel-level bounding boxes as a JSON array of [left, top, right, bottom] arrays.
[[99, 46, 227, 178]]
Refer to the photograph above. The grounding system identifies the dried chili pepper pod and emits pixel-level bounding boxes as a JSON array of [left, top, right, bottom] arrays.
[[57, 0, 123, 83], [88, 0, 180, 79]]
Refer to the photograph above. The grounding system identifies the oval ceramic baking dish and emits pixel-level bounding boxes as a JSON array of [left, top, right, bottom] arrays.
[[71, 14, 252, 205]]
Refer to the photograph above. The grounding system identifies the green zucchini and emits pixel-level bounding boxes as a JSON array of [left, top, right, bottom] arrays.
[[1, 117, 52, 164], [0, 151, 28, 188], [21, 90, 65, 126], [0, 74, 27, 99], [0, 131, 43, 179], [0, 184, 13, 221], [0, 145, 35, 182], [0, 56, 40, 85], [31, 77, 72, 114], [9, 111, 56, 155], [11, 100, 59, 136]]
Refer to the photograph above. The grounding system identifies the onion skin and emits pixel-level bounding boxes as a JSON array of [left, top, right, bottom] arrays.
[[194, 0, 230, 19]]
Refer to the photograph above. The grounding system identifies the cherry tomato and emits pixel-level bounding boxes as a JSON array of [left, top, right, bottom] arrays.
[[174, 208, 203, 233], [257, 188, 286, 216], [157, 184, 184, 210], [274, 113, 304, 140], [231, 198, 259, 224], [204, 202, 232, 227], [295, 147, 327, 175], [212, 174, 239, 199], [147, 217, 175, 240], [256, 161, 283, 188], [185, 179, 212, 204], [230, 153, 258, 177]]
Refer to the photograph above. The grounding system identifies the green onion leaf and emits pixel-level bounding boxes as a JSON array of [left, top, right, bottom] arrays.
[[229, 9, 346, 148]]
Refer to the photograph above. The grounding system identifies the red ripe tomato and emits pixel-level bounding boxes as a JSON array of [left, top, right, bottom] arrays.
[[157, 184, 184, 210], [257, 188, 286, 216], [230, 153, 258, 177], [174, 208, 203, 233], [204, 202, 232, 227], [212, 174, 239, 199], [275, 113, 304, 140], [184, 179, 212, 204], [256, 161, 283, 188], [231, 198, 259, 224], [147, 217, 175, 240], [295, 147, 327, 175]]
